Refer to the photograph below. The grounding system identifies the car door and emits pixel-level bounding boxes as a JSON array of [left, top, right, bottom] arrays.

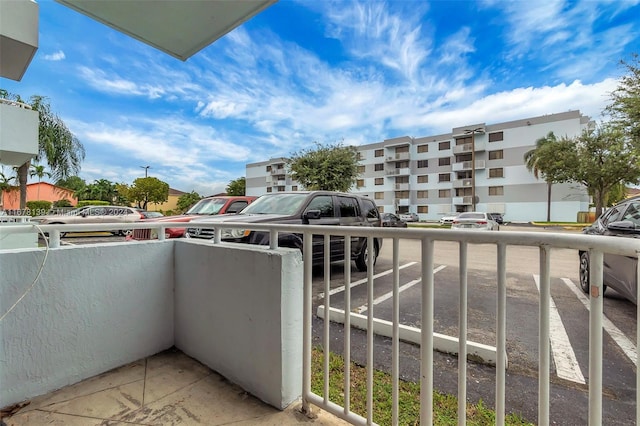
[[334, 195, 363, 261], [604, 202, 640, 302], [302, 195, 339, 263], [87, 206, 107, 223]]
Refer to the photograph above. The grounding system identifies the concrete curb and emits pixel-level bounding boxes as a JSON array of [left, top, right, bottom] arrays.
[[317, 305, 503, 367]]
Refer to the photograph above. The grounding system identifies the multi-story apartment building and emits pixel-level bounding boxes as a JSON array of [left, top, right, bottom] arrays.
[[246, 110, 592, 222]]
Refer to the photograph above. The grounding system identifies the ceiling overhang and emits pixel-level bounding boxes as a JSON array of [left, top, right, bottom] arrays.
[[55, 0, 277, 61], [0, 0, 39, 81]]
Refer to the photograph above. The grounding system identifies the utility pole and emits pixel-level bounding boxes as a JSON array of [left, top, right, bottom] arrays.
[[140, 165, 151, 178], [464, 128, 484, 211]]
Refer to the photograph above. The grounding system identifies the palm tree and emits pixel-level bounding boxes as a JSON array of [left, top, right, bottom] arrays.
[[0, 169, 17, 210], [524, 132, 558, 222], [0, 91, 85, 209], [29, 163, 52, 200]]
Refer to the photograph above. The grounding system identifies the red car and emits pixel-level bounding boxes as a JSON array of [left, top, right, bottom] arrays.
[[128, 195, 256, 240]]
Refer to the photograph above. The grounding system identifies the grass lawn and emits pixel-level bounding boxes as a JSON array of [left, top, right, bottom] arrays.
[[311, 348, 533, 426]]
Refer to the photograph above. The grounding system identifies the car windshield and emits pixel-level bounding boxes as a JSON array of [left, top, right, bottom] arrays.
[[240, 193, 308, 216], [458, 213, 485, 219], [186, 198, 227, 215]]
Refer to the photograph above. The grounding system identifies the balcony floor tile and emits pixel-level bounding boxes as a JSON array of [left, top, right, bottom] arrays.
[[3, 348, 349, 425]]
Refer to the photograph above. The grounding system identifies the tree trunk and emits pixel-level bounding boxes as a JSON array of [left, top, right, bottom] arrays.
[[17, 161, 30, 210], [594, 189, 605, 218], [546, 182, 552, 222]]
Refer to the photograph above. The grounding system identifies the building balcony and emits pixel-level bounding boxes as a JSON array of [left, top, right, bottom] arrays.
[[270, 168, 285, 175], [0, 0, 38, 81], [385, 152, 410, 162], [394, 183, 410, 190], [386, 168, 410, 176], [452, 160, 485, 172], [452, 141, 486, 154], [0, 99, 39, 166], [452, 196, 473, 205], [453, 178, 472, 189], [394, 197, 410, 206]]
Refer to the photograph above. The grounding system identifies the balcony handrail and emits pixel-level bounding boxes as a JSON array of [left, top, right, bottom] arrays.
[[2, 220, 638, 425]]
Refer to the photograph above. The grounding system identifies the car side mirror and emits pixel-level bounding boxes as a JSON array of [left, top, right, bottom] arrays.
[[607, 220, 639, 233], [304, 210, 321, 220]]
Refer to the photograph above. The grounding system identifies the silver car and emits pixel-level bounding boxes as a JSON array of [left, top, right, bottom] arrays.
[[32, 205, 143, 236], [580, 198, 640, 304], [451, 212, 500, 231]]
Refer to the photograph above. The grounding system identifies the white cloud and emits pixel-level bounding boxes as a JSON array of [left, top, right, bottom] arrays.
[[43, 50, 66, 61]]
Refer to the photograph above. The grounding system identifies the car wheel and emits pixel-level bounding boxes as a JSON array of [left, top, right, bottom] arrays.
[[579, 252, 590, 293], [355, 239, 378, 272]]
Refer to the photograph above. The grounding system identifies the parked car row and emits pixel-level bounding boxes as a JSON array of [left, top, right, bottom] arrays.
[[441, 212, 504, 227]]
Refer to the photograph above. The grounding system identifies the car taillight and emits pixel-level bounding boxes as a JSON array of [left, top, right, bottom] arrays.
[[452, 220, 459, 224], [139, 213, 145, 219], [477, 221, 487, 224]]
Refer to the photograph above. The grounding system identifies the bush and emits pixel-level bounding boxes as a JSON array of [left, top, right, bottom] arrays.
[[53, 199, 73, 207], [26, 200, 52, 216], [77, 200, 109, 207]]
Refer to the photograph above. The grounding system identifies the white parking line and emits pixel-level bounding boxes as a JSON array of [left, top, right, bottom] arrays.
[[534, 275, 586, 384], [318, 262, 417, 299], [561, 278, 637, 368], [356, 265, 447, 314]]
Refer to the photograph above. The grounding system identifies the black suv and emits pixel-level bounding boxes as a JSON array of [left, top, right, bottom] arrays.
[[580, 198, 640, 304], [185, 191, 382, 271]]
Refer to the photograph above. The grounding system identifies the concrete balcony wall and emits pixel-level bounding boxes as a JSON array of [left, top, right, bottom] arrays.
[[0, 242, 175, 408], [174, 240, 303, 409], [0, 101, 39, 166], [0, 239, 303, 412]]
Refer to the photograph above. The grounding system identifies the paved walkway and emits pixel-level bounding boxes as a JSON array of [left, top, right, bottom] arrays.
[[2, 348, 350, 425]]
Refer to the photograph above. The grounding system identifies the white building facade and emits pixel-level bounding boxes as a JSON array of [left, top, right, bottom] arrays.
[[246, 110, 592, 223]]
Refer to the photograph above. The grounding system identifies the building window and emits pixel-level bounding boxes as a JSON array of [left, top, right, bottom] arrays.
[[438, 157, 451, 166], [374, 192, 384, 200], [357, 165, 366, 173], [456, 136, 471, 145], [417, 160, 428, 168], [396, 160, 409, 169], [267, 187, 272, 193], [374, 163, 384, 171], [417, 175, 428, 183], [396, 146, 409, 153], [489, 149, 504, 160], [292, 186, 298, 191], [489, 168, 504, 178], [489, 186, 504, 196], [439, 173, 451, 182], [396, 176, 409, 183], [375, 149, 384, 157], [375, 177, 384, 185], [417, 144, 428, 153], [417, 190, 428, 198], [357, 152, 364, 160], [439, 141, 450, 150], [266, 165, 272, 172], [489, 131, 504, 142], [395, 191, 409, 199], [356, 179, 365, 188], [418, 205, 429, 213], [439, 189, 451, 198]]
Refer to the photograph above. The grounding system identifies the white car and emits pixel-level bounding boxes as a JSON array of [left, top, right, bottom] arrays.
[[451, 212, 500, 231], [439, 213, 459, 225]]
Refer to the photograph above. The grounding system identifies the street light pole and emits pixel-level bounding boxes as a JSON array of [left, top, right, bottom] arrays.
[[140, 165, 151, 178], [464, 128, 484, 211]]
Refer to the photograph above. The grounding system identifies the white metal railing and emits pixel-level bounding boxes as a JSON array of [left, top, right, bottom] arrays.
[[0, 98, 33, 109], [1, 221, 639, 425]]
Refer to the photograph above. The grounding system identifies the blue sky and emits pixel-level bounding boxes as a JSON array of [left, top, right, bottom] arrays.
[[2, 0, 639, 196]]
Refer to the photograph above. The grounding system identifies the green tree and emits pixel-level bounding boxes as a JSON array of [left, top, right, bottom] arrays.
[[77, 179, 118, 202], [226, 177, 246, 196], [286, 142, 360, 192], [29, 163, 52, 200], [567, 124, 640, 217], [114, 183, 131, 206], [128, 177, 169, 210], [56, 176, 87, 193], [606, 53, 640, 145], [523, 132, 574, 221], [176, 191, 202, 213], [0, 90, 85, 209]]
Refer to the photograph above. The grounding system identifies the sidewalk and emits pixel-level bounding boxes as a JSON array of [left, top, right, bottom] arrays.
[[2, 348, 350, 426]]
